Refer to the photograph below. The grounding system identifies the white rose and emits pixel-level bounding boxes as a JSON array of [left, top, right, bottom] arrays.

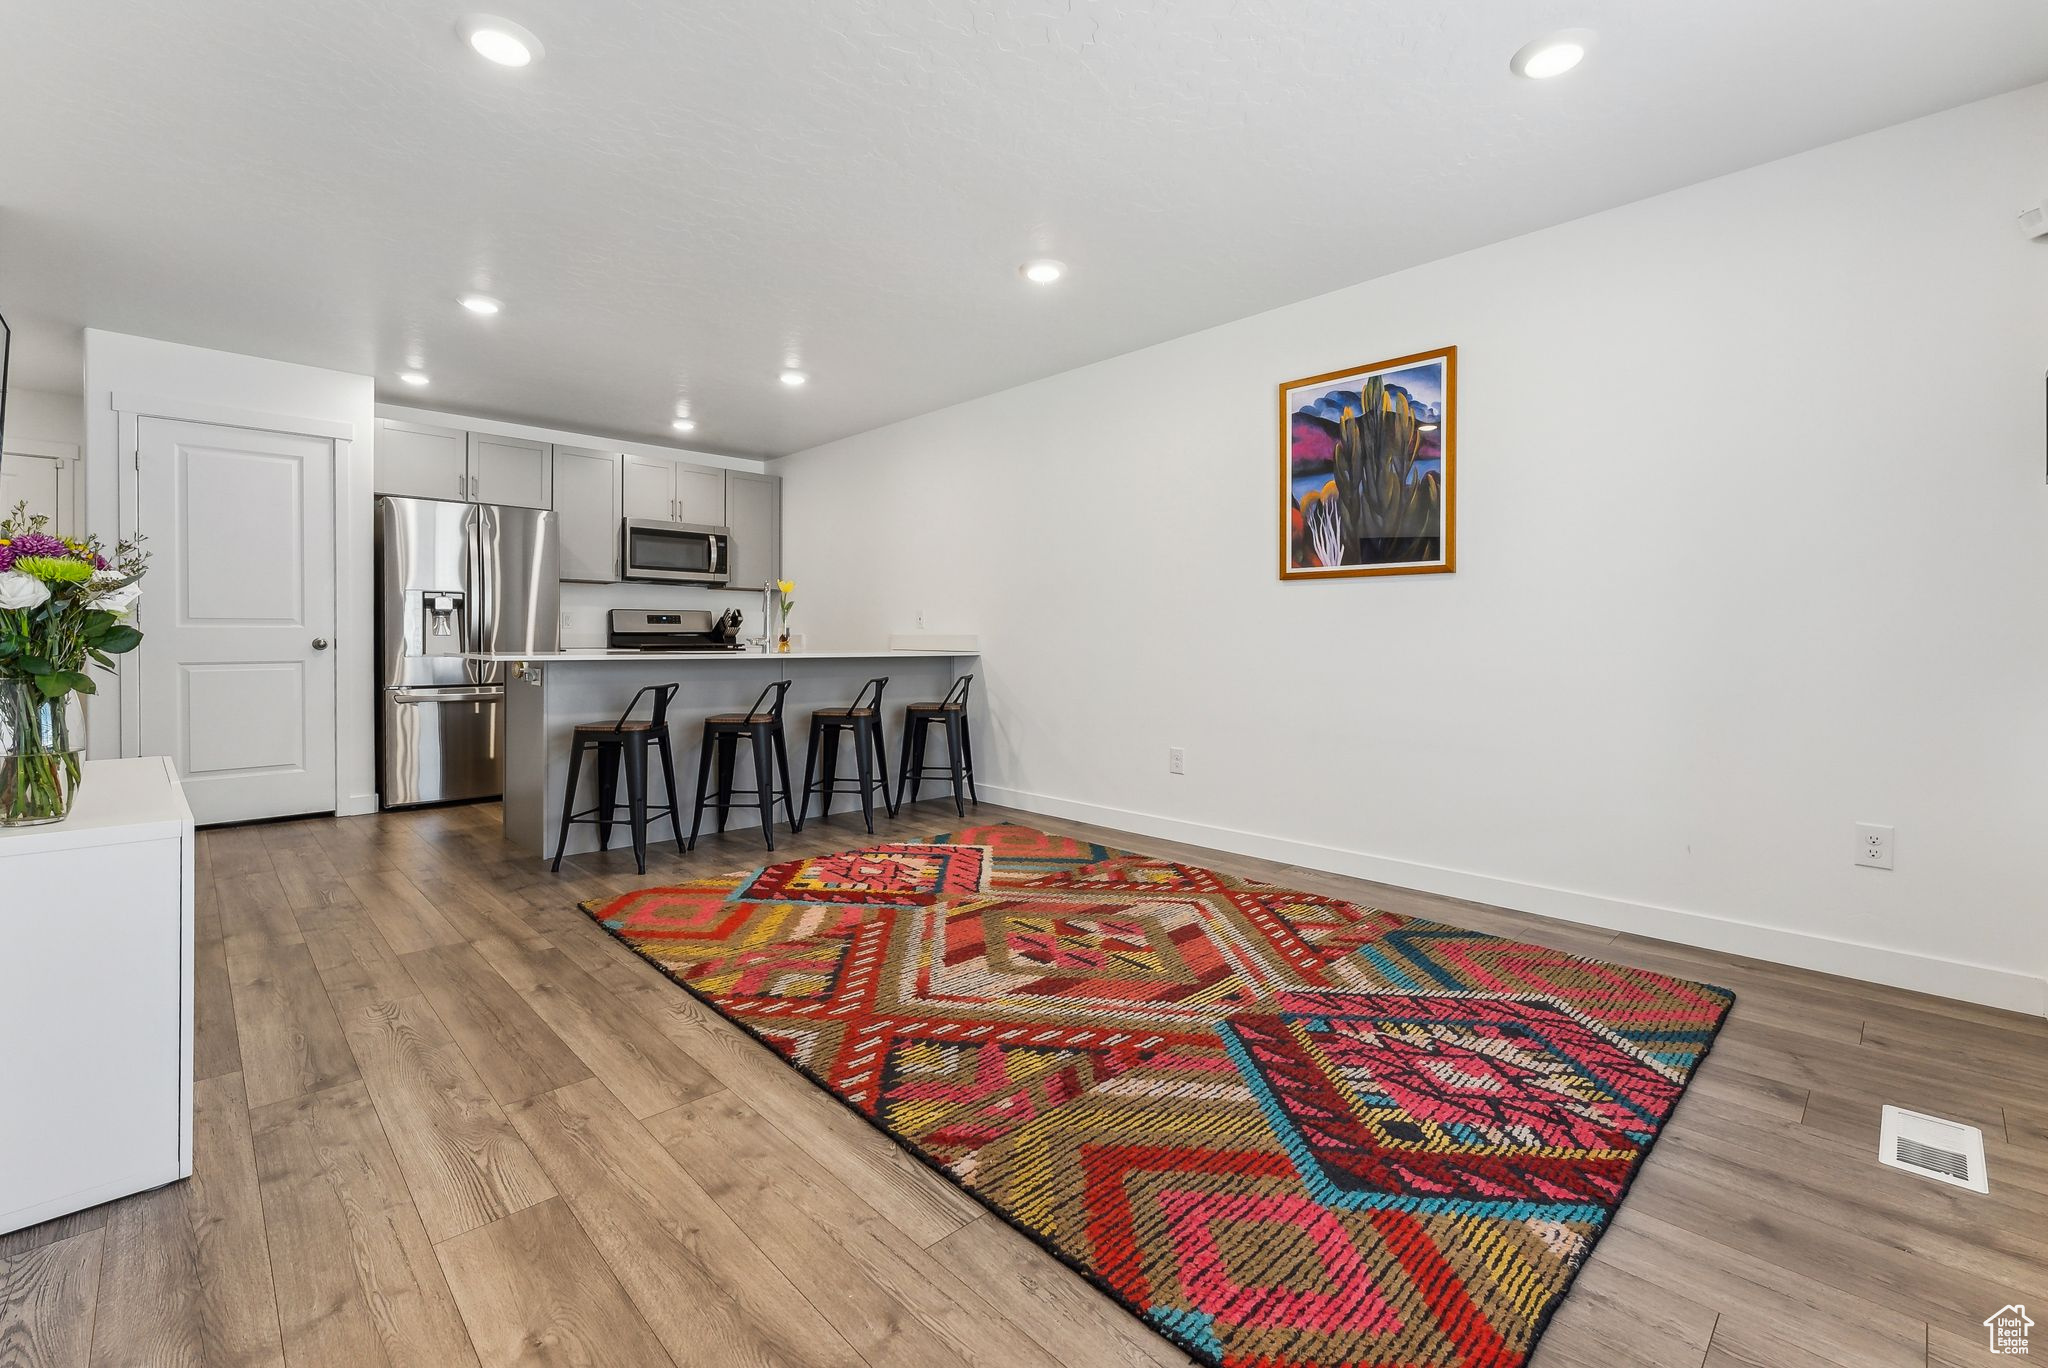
[[88, 581, 142, 616], [0, 571, 51, 611]]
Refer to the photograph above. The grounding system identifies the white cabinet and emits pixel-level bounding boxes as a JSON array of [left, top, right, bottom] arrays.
[[621, 453, 725, 525], [552, 446, 622, 582], [374, 420, 550, 508], [1, 757, 194, 1234], [724, 471, 781, 590], [469, 433, 551, 509], [375, 418, 471, 501]]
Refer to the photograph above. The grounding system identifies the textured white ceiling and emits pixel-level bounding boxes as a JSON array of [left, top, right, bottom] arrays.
[[3, 1, 2045, 456]]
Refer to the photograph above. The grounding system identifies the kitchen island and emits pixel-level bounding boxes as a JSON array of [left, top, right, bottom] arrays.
[[466, 648, 980, 858]]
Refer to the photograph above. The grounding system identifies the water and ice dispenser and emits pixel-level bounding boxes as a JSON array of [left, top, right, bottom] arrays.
[[420, 591, 466, 657]]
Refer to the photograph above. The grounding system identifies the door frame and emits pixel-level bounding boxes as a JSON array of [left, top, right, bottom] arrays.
[[0, 437, 84, 536], [114, 395, 354, 815]]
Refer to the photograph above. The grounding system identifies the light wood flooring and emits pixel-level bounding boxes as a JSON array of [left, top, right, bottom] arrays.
[[3, 798, 2044, 1368]]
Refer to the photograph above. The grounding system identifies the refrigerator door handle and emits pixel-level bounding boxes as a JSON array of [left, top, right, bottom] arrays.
[[467, 503, 488, 685], [393, 687, 503, 704]]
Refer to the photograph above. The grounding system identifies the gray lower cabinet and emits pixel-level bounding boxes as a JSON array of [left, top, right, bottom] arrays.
[[551, 446, 622, 582], [724, 471, 781, 590]]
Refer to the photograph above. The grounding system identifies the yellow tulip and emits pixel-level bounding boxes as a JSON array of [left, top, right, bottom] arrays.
[[777, 580, 795, 594]]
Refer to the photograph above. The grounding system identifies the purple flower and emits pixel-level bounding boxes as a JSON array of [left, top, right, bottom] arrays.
[[8, 533, 68, 559], [0, 545, 12, 573]]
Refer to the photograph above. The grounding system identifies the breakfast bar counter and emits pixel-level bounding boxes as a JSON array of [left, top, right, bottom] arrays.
[[467, 648, 979, 858]]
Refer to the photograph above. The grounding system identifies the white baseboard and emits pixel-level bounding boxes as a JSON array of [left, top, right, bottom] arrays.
[[337, 791, 379, 818], [977, 784, 2048, 1020]]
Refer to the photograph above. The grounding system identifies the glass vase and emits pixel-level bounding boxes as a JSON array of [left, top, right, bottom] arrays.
[[0, 678, 86, 826]]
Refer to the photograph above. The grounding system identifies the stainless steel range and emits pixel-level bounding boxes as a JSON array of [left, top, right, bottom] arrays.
[[607, 608, 746, 651], [376, 497, 560, 807]]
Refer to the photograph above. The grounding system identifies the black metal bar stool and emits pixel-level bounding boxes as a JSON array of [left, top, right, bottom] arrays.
[[551, 683, 683, 875], [897, 674, 978, 817], [688, 679, 800, 851], [801, 677, 897, 834]]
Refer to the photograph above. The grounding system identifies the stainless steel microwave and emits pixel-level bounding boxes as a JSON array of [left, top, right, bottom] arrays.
[[621, 519, 730, 585]]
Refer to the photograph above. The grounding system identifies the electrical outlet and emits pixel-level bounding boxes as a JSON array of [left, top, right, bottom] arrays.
[[1855, 822, 1894, 870], [1168, 747, 1185, 775]]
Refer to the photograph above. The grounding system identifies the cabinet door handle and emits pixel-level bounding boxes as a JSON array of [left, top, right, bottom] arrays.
[[458, 471, 467, 498]]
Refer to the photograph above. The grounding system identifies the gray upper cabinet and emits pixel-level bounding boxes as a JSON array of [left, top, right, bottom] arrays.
[[375, 419, 470, 501], [620, 452, 726, 526], [551, 446, 622, 582], [620, 454, 674, 522], [468, 433, 551, 509], [372, 412, 771, 590], [724, 471, 781, 591], [674, 465, 725, 525], [374, 419, 550, 508]]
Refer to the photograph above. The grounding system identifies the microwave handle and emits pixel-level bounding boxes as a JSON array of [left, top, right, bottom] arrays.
[[711, 535, 722, 576]]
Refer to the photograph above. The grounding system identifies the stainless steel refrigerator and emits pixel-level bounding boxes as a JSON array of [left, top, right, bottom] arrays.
[[376, 497, 559, 807]]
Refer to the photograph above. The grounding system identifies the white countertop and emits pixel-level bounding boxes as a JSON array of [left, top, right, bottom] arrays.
[[0, 755, 193, 855], [462, 648, 977, 663]]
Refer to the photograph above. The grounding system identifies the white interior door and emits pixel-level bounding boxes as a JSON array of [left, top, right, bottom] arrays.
[[136, 417, 337, 823]]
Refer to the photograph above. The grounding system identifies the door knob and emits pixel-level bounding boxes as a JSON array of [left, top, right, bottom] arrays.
[[312, 638, 330, 651]]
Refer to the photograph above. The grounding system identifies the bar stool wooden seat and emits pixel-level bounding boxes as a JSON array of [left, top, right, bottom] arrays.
[[896, 675, 978, 817], [551, 683, 682, 875], [801, 677, 897, 834], [688, 679, 800, 851]]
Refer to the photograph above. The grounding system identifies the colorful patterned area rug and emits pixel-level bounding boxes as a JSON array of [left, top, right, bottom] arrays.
[[581, 823, 1734, 1368]]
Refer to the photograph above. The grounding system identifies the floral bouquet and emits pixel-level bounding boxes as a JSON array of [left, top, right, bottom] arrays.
[[0, 502, 149, 824]]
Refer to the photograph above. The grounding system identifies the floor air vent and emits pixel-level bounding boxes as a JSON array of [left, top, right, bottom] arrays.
[[1878, 1105, 1988, 1193]]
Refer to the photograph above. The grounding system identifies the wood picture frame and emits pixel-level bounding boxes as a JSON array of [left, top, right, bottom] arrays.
[[1278, 345, 1456, 580]]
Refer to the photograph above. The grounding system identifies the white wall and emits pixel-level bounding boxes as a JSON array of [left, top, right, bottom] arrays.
[[5, 387, 85, 448], [82, 331, 380, 815], [781, 84, 2048, 1016]]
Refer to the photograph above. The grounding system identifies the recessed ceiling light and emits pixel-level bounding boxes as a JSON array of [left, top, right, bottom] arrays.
[[1511, 29, 1594, 80], [399, 371, 431, 386], [459, 293, 502, 315], [1020, 259, 1065, 284], [779, 370, 808, 387], [457, 15, 542, 68], [671, 418, 697, 432]]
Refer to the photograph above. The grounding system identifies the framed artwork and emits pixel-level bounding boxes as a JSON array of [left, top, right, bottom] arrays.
[[1279, 345, 1456, 579]]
